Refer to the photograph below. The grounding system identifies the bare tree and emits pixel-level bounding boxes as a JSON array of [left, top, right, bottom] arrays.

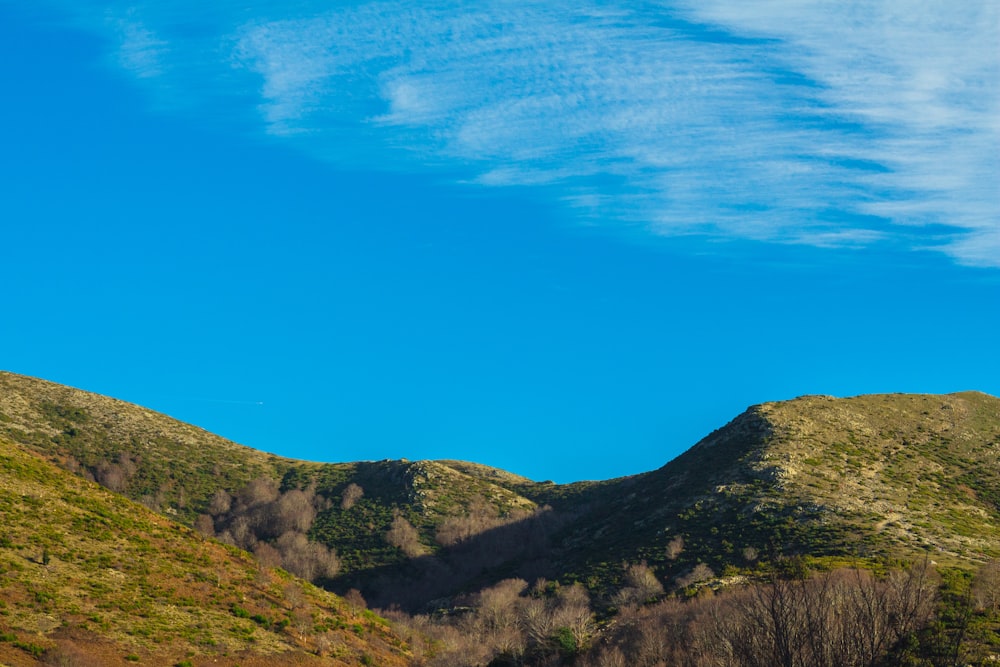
[[472, 579, 528, 663], [676, 563, 715, 589], [276, 531, 340, 581], [226, 515, 257, 550], [340, 482, 364, 510], [434, 495, 512, 546], [580, 645, 628, 667], [344, 588, 367, 609], [386, 513, 427, 558], [283, 582, 306, 610], [666, 535, 685, 560], [701, 563, 939, 667], [266, 488, 316, 537], [207, 489, 232, 515], [521, 596, 556, 650], [237, 477, 279, 509], [254, 541, 283, 569], [615, 561, 665, 608], [94, 460, 126, 492], [552, 583, 596, 655], [193, 513, 215, 537]]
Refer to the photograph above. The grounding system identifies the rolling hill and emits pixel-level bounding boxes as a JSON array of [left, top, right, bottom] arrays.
[[0, 432, 412, 666], [3, 371, 1000, 614]]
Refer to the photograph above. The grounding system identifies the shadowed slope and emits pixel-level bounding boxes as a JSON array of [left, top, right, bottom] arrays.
[[532, 392, 1000, 592], [3, 371, 999, 608]]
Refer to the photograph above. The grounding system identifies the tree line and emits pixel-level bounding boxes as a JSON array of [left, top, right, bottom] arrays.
[[383, 557, 1000, 667], [84, 468, 1000, 665]]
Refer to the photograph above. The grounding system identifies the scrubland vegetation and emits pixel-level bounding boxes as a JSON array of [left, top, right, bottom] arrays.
[[0, 436, 412, 666], [2, 371, 1000, 665], [382, 557, 1000, 667]]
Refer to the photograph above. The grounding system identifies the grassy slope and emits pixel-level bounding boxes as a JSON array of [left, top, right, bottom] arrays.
[[4, 371, 1000, 603], [0, 372, 546, 582], [754, 392, 1000, 561], [522, 392, 1000, 593], [0, 371, 304, 525], [0, 435, 412, 667], [287, 459, 540, 572]]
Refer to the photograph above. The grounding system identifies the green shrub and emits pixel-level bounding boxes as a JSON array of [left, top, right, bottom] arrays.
[[14, 640, 45, 657], [556, 627, 578, 655]]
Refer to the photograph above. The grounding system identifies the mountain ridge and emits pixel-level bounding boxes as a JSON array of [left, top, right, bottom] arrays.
[[3, 371, 999, 609]]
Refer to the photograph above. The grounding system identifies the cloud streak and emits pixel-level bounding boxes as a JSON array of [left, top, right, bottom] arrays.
[[107, 11, 167, 79], [43, 1, 1000, 265]]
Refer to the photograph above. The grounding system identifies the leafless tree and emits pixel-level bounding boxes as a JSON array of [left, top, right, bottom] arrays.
[[676, 563, 715, 589], [386, 513, 427, 558], [473, 579, 528, 663], [701, 563, 939, 667], [615, 561, 665, 608], [552, 583, 596, 654], [225, 515, 257, 550], [344, 588, 367, 608], [237, 477, 279, 510], [253, 541, 282, 569], [435, 496, 499, 546], [340, 482, 364, 510], [283, 582, 306, 609], [193, 513, 215, 537], [666, 535, 685, 560], [266, 488, 316, 536], [276, 530, 340, 581], [207, 489, 232, 515], [94, 460, 126, 492]]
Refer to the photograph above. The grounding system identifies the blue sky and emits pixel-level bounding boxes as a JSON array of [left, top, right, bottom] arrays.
[[2, 1, 998, 482]]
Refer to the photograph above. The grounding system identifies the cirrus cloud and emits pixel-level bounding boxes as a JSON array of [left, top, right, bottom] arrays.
[[43, 1, 1000, 265]]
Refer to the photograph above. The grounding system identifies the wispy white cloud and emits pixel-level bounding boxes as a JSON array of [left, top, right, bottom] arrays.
[[40, 1, 1000, 265], [106, 10, 167, 79], [672, 0, 1000, 264]]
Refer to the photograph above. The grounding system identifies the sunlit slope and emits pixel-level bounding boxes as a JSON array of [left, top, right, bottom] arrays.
[[0, 371, 301, 523], [0, 371, 544, 579], [745, 392, 1000, 560], [0, 436, 411, 666], [4, 371, 999, 606], [533, 392, 1000, 589]]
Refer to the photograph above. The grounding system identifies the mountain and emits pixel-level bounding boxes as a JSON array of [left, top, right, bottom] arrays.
[[536, 392, 1000, 587], [0, 433, 412, 666], [3, 371, 1000, 614]]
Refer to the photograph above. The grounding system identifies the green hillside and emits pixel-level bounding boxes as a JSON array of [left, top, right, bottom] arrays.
[[0, 435, 412, 666], [0, 372, 556, 606], [0, 372, 300, 524], [3, 371, 1000, 612], [523, 392, 1000, 594]]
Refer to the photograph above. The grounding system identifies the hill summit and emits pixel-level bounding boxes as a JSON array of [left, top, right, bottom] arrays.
[[3, 372, 1000, 664], [2, 371, 999, 606]]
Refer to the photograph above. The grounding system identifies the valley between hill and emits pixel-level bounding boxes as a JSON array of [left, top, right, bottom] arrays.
[[2, 371, 999, 665]]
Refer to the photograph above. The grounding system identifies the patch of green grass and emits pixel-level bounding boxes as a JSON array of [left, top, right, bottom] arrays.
[[13, 640, 46, 657]]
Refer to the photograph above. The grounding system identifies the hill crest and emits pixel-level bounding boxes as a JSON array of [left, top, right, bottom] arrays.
[[3, 370, 1000, 607]]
